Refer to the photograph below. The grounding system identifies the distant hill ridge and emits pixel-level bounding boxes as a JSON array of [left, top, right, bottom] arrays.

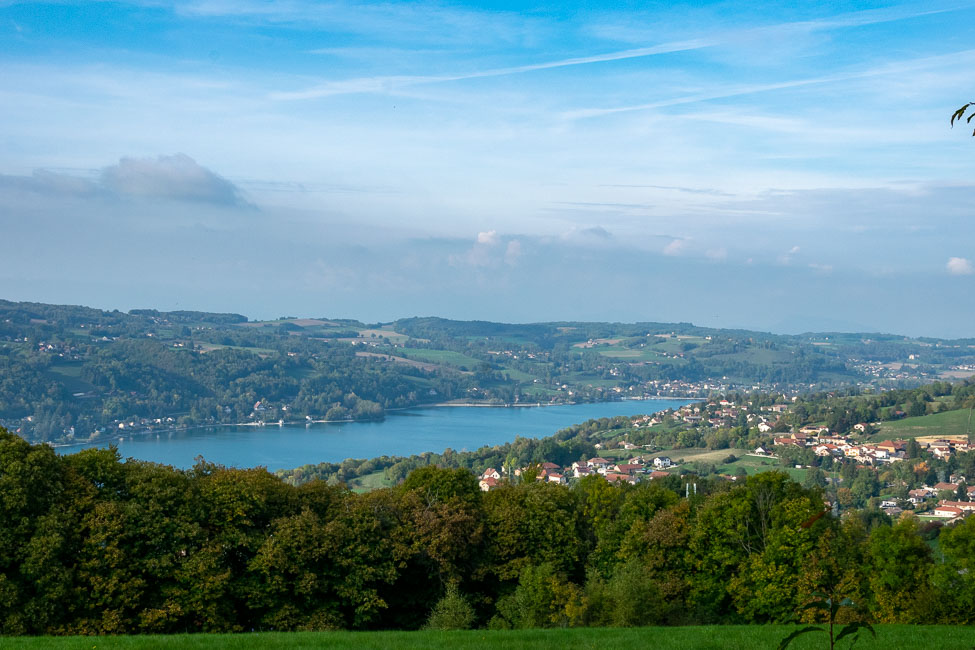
[[1, 298, 973, 444]]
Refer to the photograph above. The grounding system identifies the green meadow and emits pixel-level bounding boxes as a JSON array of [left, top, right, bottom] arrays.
[[874, 408, 973, 440], [4, 625, 972, 650]]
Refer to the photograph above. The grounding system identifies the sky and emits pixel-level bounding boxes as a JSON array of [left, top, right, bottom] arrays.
[[1, 1, 975, 337]]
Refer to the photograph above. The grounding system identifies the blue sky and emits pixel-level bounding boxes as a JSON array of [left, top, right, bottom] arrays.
[[1, 1, 975, 337]]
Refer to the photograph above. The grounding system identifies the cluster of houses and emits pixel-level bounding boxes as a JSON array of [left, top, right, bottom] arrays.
[[478, 455, 675, 491], [652, 399, 790, 430], [897, 474, 975, 523], [764, 429, 972, 465]]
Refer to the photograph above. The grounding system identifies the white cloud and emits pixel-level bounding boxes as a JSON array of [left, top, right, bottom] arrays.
[[947, 257, 974, 275], [477, 230, 500, 245], [663, 239, 687, 256], [101, 154, 248, 206], [0, 154, 250, 208]]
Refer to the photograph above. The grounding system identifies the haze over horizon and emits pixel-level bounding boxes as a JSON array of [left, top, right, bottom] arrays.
[[2, 1, 975, 338]]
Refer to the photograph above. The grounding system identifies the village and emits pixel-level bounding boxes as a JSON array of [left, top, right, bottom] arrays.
[[477, 394, 975, 526]]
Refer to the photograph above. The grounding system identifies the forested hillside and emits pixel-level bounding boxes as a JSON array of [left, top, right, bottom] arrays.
[[3, 299, 974, 444], [2, 427, 973, 635]]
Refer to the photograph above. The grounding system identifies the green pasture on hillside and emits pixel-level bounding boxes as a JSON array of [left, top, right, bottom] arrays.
[[399, 348, 483, 369], [4, 625, 972, 649], [874, 408, 973, 441], [595, 345, 668, 361]]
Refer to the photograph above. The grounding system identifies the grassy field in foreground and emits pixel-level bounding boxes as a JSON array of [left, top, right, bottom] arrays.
[[874, 408, 973, 441], [5, 625, 973, 650]]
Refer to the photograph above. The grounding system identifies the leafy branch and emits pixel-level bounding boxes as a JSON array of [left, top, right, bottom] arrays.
[[951, 102, 975, 136]]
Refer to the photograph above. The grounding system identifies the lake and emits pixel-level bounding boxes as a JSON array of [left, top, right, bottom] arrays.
[[64, 399, 691, 470]]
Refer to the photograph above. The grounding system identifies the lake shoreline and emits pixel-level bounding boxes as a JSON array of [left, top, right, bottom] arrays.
[[50, 395, 702, 449], [53, 397, 695, 470]]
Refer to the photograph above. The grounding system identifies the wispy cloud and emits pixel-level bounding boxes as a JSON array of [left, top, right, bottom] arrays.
[[269, 2, 975, 102], [561, 49, 975, 120], [270, 37, 714, 101]]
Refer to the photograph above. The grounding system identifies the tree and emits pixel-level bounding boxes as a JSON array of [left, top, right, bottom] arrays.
[[425, 584, 476, 630], [866, 517, 934, 622], [929, 515, 975, 623], [491, 562, 581, 629]]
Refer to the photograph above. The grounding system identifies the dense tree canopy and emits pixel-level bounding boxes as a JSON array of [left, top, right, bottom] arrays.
[[1, 427, 972, 635]]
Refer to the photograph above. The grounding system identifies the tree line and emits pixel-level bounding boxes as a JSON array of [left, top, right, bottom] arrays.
[[2, 427, 973, 635]]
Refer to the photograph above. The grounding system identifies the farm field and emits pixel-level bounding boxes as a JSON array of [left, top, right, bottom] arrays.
[[399, 347, 482, 370], [874, 408, 973, 441], [4, 625, 972, 649], [649, 448, 809, 482], [595, 345, 669, 361]]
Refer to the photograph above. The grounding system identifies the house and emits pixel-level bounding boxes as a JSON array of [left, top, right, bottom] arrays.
[[929, 443, 953, 459], [876, 440, 906, 455], [934, 505, 964, 518], [938, 500, 975, 513], [614, 463, 644, 475], [535, 469, 566, 484], [800, 426, 828, 436], [604, 472, 636, 485], [481, 468, 501, 481], [814, 444, 841, 458], [754, 445, 773, 456], [648, 470, 670, 480], [934, 482, 959, 494], [908, 488, 931, 504], [653, 456, 673, 469], [758, 422, 773, 433], [479, 477, 498, 492]]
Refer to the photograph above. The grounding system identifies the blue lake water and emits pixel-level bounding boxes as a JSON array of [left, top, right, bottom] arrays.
[[63, 399, 691, 470]]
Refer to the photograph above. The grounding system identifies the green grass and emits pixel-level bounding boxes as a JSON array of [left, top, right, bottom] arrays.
[[196, 343, 276, 356], [874, 408, 973, 441], [46, 364, 97, 394], [350, 470, 394, 492], [499, 367, 536, 382], [596, 345, 663, 360], [700, 348, 796, 364], [399, 348, 483, 369], [4, 625, 971, 649]]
